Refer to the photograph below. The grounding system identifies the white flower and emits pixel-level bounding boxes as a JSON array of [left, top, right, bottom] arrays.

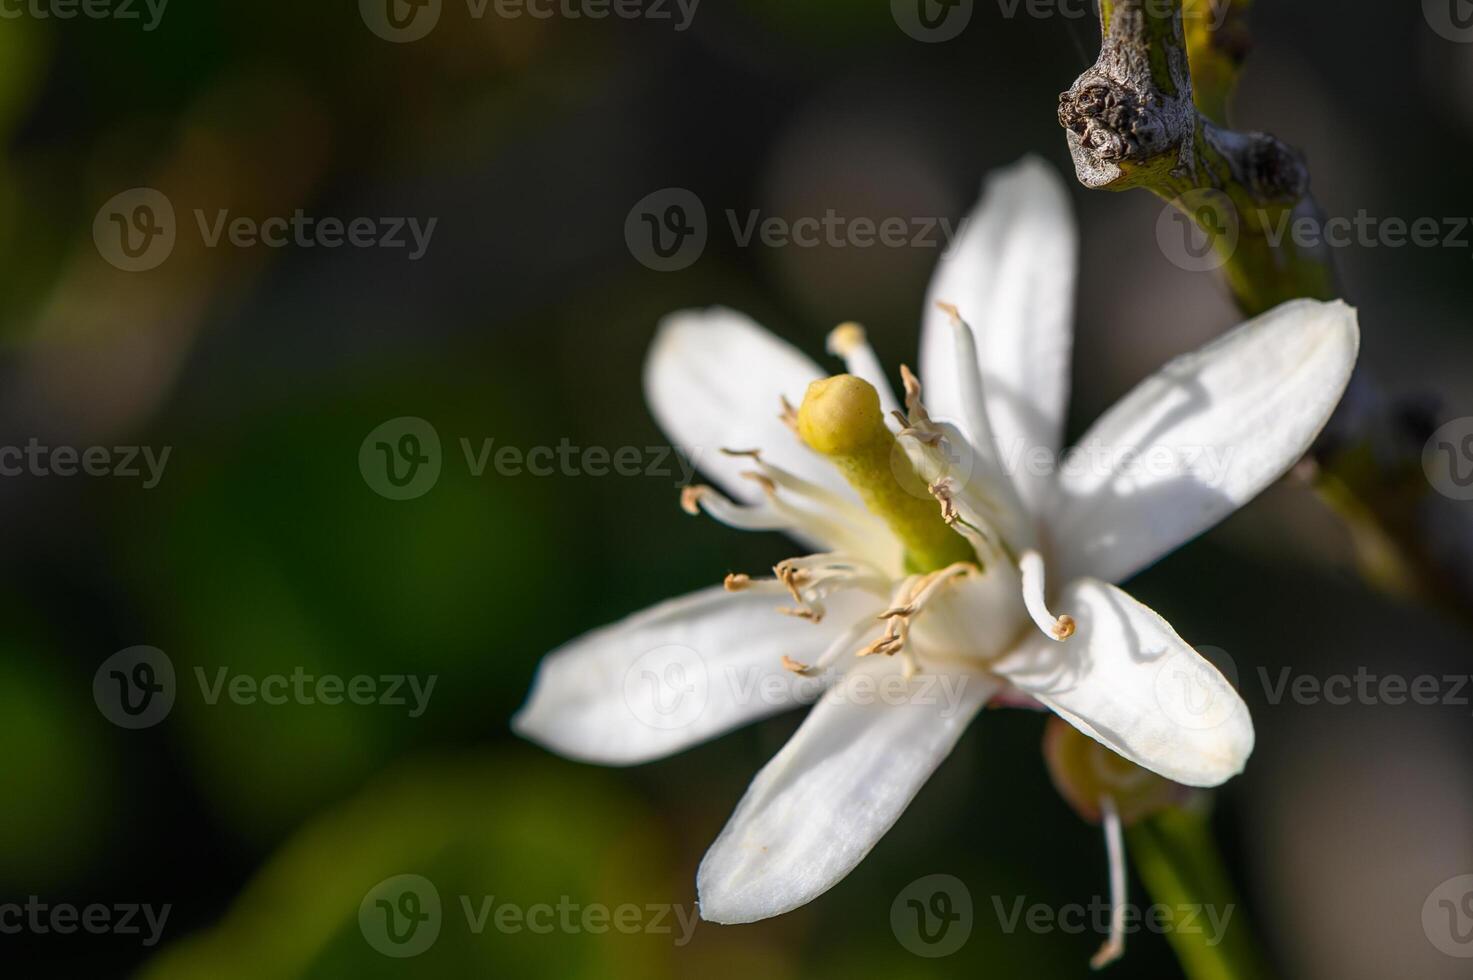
[[514, 157, 1359, 929]]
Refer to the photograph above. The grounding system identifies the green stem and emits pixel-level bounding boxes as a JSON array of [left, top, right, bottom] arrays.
[[1127, 809, 1274, 980]]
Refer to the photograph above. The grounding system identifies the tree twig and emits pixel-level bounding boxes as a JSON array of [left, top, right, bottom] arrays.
[[1057, 0, 1473, 625], [1058, 0, 1334, 315]]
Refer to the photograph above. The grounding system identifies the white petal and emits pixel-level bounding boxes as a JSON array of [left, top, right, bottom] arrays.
[[513, 585, 884, 765], [697, 657, 996, 923], [1048, 299, 1360, 584], [645, 307, 852, 506], [920, 156, 1078, 516], [990, 578, 1253, 787]]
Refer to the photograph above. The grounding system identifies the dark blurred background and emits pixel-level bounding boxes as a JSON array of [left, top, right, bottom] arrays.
[[1, 0, 1471, 976]]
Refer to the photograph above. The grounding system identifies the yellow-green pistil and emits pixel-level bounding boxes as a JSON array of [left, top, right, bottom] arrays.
[[797, 374, 975, 573]]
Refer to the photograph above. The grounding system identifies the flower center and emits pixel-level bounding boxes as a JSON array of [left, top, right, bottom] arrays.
[[795, 374, 975, 574]]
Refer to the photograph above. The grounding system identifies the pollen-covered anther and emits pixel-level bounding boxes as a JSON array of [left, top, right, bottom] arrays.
[[898, 364, 930, 422], [826, 322, 867, 357], [930, 479, 960, 525], [778, 396, 800, 434], [741, 471, 779, 496], [781, 655, 814, 675], [678, 484, 791, 534], [897, 423, 943, 447], [774, 559, 823, 623], [724, 573, 752, 592], [860, 563, 972, 660], [1020, 549, 1075, 643], [775, 561, 810, 603]]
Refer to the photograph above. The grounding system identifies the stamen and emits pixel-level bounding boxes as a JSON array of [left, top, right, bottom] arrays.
[[781, 655, 812, 675], [726, 448, 885, 536], [932, 301, 1033, 548], [899, 443, 1008, 566], [881, 562, 974, 618], [806, 611, 889, 675], [862, 564, 973, 659], [771, 554, 891, 624], [1090, 795, 1128, 970], [778, 396, 800, 434], [724, 573, 751, 591], [826, 322, 901, 418], [932, 479, 960, 526], [679, 485, 790, 531], [739, 469, 894, 567], [898, 364, 930, 423], [1020, 550, 1076, 641], [934, 301, 996, 447]]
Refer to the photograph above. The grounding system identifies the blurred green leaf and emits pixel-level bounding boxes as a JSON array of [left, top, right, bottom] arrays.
[[138, 754, 682, 979]]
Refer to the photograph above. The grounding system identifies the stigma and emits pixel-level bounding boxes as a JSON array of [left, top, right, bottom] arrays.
[[795, 374, 975, 574]]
